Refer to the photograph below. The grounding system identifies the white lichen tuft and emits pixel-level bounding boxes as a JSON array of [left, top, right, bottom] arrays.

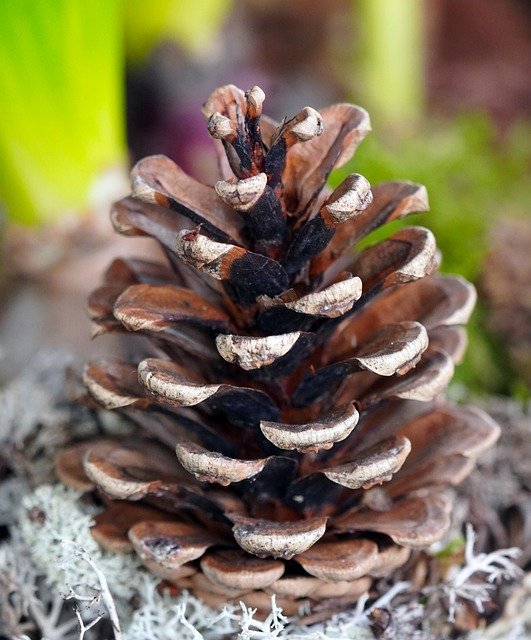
[[229, 595, 290, 639], [126, 575, 226, 640], [0, 475, 30, 526], [20, 484, 143, 602], [467, 572, 531, 639], [0, 351, 73, 447], [127, 579, 380, 640], [441, 524, 523, 622], [0, 533, 79, 640], [294, 583, 410, 640]]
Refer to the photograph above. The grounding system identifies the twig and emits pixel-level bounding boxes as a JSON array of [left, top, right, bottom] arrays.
[[73, 606, 103, 640], [61, 541, 123, 640], [27, 592, 79, 640], [175, 602, 206, 640]]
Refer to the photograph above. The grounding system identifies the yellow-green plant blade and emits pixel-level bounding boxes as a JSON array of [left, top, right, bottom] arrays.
[[0, 0, 126, 225], [354, 0, 424, 125], [124, 0, 233, 63]]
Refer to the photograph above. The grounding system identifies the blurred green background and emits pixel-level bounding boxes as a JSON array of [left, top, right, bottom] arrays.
[[0, 0, 530, 396]]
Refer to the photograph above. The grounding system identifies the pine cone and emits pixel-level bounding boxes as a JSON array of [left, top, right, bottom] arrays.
[[56, 85, 500, 617]]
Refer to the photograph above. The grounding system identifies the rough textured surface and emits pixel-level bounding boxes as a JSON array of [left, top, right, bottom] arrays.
[[54, 84, 500, 618]]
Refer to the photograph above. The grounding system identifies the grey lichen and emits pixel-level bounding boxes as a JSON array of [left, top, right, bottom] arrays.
[[0, 350, 130, 486], [20, 485, 143, 602]]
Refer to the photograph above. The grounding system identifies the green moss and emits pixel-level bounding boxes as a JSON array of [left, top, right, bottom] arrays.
[[434, 535, 465, 560]]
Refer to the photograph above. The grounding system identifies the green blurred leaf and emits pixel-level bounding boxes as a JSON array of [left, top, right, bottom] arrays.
[[0, 0, 126, 225]]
